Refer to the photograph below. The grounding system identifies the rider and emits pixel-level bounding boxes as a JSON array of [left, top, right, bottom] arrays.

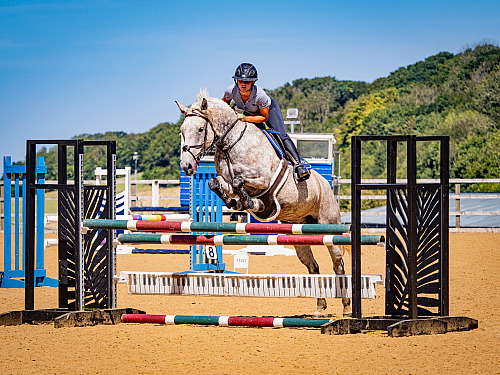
[[222, 63, 311, 181]]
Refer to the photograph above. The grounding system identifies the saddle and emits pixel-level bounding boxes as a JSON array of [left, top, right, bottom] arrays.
[[246, 126, 311, 221]]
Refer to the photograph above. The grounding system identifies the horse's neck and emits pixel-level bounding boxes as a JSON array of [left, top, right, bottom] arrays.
[[211, 109, 237, 136], [218, 121, 281, 168]]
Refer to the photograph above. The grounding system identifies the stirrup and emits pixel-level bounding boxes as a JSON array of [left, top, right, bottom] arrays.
[[294, 164, 310, 182]]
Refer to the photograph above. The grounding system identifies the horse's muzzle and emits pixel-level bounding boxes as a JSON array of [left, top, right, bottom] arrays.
[[180, 158, 196, 176]]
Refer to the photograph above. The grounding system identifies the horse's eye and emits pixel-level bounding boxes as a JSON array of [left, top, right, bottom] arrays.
[[198, 127, 204, 133]]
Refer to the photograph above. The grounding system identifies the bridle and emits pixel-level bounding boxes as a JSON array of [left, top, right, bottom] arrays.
[[181, 111, 214, 164], [181, 110, 245, 168]]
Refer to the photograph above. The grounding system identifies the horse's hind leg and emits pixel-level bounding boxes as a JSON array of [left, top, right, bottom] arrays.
[[328, 244, 351, 316], [294, 245, 328, 317], [315, 198, 351, 315]]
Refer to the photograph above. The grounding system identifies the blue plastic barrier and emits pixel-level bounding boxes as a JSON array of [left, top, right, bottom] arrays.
[[1, 156, 58, 288], [189, 160, 225, 272]]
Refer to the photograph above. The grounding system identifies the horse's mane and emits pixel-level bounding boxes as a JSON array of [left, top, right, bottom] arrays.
[[193, 88, 234, 123], [196, 88, 210, 104], [194, 88, 224, 108]]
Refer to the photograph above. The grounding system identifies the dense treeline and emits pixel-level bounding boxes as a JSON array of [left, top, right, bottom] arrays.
[[25, 43, 500, 188], [34, 122, 182, 181], [269, 43, 500, 190]]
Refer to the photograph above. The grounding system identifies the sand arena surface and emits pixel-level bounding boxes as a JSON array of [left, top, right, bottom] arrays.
[[0, 232, 499, 374]]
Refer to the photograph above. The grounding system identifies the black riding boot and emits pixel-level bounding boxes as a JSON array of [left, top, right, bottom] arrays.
[[282, 138, 311, 181]]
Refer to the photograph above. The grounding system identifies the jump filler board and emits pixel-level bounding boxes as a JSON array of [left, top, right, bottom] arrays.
[[118, 272, 383, 299]]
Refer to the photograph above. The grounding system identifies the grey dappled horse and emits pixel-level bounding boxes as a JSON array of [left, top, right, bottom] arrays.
[[177, 89, 349, 316]]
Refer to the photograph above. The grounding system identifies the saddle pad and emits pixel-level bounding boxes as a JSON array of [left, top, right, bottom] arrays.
[[260, 128, 284, 159]]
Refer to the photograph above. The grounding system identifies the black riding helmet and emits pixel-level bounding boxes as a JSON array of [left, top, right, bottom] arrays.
[[233, 63, 258, 83]]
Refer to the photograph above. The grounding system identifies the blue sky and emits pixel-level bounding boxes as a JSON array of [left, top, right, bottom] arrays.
[[1, 0, 499, 172]]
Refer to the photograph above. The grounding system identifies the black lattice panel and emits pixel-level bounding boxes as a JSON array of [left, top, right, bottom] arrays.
[[386, 186, 443, 316], [58, 190, 77, 309], [83, 186, 113, 308], [415, 185, 442, 315], [385, 188, 409, 315]]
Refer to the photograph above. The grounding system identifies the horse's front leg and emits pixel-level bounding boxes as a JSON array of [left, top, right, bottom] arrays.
[[231, 175, 264, 212], [208, 176, 241, 210]]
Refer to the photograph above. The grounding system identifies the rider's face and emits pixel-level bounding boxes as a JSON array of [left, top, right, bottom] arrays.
[[237, 80, 253, 93]]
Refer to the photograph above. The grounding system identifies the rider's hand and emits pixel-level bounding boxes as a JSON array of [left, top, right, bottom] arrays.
[[236, 113, 246, 121]]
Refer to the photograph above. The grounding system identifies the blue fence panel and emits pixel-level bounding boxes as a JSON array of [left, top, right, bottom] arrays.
[[309, 162, 333, 186], [1, 156, 58, 288], [189, 160, 225, 272], [180, 169, 191, 207]]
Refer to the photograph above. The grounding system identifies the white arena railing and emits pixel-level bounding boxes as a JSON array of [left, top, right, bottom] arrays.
[[1, 178, 499, 232]]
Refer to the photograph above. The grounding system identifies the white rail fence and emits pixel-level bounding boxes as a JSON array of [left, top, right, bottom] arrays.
[[1, 178, 499, 232], [335, 178, 500, 231]]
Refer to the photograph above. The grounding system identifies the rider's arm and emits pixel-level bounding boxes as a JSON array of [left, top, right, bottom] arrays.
[[237, 106, 269, 123], [222, 85, 235, 105]]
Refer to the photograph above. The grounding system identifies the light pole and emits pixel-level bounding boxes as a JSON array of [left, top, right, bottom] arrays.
[[284, 108, 300, 133], [133, 152, 139, 203]]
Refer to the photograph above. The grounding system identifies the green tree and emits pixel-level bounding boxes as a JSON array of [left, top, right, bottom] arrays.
[[454, 131, 500, 180]]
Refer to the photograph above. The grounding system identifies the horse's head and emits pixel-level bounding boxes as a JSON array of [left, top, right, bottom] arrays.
[[177, 89, 236, 175]]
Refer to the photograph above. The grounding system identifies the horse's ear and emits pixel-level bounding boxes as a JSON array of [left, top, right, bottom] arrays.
[[201, 98, 208, 111], [176, 101, 188, 115]]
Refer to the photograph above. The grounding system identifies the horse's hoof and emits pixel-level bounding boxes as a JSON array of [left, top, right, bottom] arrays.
[[247, 199, 264, 212], [229, 199, 242, 211], [208, 178, 219, 190], [313, 310, 325, 318], [342, 305, 352, 317]]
